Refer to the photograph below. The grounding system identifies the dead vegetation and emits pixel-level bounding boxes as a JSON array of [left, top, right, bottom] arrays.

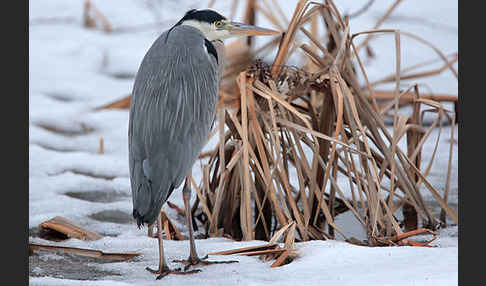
[[30, 216, 140, 261], [188, 0, 458, 250], [97, 0, 458, 257], [29, 243, 140, 262]]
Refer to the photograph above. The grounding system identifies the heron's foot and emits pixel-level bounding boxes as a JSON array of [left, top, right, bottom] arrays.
[[145, 266, 201, 280], [173, 255, 239, 271]]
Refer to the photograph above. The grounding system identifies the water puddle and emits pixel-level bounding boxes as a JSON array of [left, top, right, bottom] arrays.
[[65, 190, 129, 203], [89, 210, 133, 224]]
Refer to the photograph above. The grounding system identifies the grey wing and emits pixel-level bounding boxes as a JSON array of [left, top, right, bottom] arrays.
[[128, 27, 220, 226]]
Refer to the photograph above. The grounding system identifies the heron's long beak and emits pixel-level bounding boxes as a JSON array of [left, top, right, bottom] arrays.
[[227, 21, 280, 36]]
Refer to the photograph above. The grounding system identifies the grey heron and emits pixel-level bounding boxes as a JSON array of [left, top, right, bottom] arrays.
[[128, 9, 279, 279]]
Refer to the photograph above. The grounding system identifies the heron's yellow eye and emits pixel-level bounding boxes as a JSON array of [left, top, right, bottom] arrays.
[[215, 21, 223, 28]]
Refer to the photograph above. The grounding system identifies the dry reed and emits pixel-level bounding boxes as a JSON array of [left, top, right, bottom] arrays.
[[97, 0, 457, 248], [191, 0, 458, 247]]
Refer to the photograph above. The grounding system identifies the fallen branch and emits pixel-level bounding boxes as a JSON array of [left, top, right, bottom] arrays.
[[39, 216, 103, 241], [207, 243, 278, 256], [29, 243, 140, 261], [236, 248, 286, 256], [271, 250, 295, 267], [376, 228, 438, 247]]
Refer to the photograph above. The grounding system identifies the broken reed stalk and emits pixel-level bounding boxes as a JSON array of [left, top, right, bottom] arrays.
[[243, 0, 256, 47], [83, 0, 111, 33], [39, 216, 103, 241], [98, 137, 104, 154], [402, 86, 422, 232], [29, 243, 139, 261], [194, 0, 457, 246]]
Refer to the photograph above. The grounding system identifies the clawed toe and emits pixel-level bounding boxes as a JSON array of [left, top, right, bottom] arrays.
[[173, 255, 239, 270], [145, 266, 200, 279], [145, 266, 159, 274]]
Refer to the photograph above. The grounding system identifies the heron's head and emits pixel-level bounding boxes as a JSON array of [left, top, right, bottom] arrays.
[[176, 9, 279, 41]]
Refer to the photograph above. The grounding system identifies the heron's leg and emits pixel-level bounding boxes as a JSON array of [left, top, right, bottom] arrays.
[[183, 175, 200, 263], [146, 213, 199, 279], [173, 175, 238, 270]]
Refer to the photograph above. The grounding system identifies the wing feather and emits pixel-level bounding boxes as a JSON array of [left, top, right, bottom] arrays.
[[128, 25, 220, 225]]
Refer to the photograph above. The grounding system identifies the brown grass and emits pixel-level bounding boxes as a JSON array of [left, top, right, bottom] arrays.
[[191, 0, 457, 247]]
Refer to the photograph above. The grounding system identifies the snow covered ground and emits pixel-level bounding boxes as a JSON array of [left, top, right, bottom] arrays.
[[29, 0, 458, 285]]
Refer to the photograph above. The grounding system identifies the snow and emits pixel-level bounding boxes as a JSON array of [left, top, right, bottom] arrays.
[[29, 0, 458, 285]]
